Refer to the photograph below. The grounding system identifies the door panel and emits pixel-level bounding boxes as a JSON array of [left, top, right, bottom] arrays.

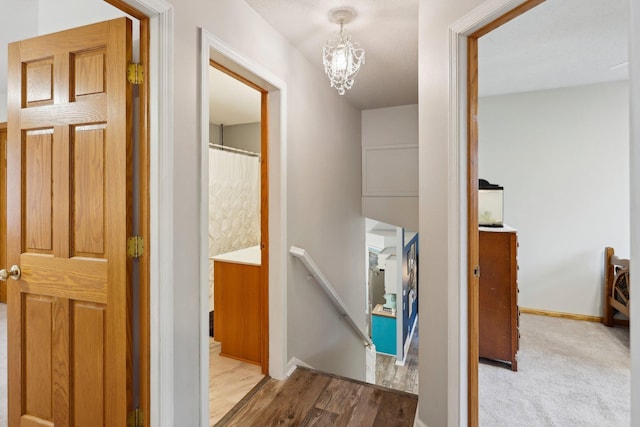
[[7, 18, 132, 426], [0, 123, 6, 303]]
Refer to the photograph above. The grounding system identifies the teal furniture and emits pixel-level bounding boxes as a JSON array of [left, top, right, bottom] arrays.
[[372, 304, 397, 356]]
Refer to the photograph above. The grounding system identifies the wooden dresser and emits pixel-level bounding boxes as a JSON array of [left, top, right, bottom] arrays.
[[479, 227, 519, 371]]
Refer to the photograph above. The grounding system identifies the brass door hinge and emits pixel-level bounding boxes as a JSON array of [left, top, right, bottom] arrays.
[[128, 408, 144, 427], [473, 265, 481, 278], [127, 63, 144, 84], [127, 236, 144, 258]]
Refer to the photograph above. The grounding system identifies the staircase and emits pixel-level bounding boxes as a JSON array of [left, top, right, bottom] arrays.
[[215, 366, 418, 426]]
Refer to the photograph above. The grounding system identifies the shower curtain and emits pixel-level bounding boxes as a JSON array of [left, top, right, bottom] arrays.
[[209, 148, 260, 311]]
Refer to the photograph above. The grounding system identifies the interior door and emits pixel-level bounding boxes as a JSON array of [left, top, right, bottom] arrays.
[[6, 18, 133, 425], [0, 123, 6, 303]]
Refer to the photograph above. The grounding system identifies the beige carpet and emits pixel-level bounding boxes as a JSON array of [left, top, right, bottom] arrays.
[[480, 313, 630, 426]]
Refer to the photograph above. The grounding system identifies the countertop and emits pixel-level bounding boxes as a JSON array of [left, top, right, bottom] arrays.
[[211, 245, 261, 266], [372, 303, 396, 319]]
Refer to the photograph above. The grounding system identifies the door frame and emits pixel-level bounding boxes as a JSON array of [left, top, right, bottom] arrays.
[[207, 58, 269, 372], [0, 122, 5, 304], [103, 0, 175, 425], [199, 28, 288, 426], [447, 0, 544, 424], [459, 0, 545, 424]]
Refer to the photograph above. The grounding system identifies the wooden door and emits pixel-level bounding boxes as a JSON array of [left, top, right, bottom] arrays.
[[0, 123, 6, 303], [7, 18, 133, 426]]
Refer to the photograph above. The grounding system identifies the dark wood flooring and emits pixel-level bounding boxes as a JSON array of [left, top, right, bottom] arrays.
[[216, 367, 418, 426]]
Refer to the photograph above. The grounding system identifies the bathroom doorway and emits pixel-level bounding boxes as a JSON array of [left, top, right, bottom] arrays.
[[207, 61, 269, 424]]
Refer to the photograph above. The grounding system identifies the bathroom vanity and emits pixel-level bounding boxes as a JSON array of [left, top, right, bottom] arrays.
[[212, 245, 262, 365]]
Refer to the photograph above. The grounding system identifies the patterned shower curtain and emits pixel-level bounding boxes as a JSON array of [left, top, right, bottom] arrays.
[[208, 148, 260, 310]]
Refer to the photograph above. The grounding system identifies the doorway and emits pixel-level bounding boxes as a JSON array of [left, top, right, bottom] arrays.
[[200, 27, 288, 427], [467, 0, 631, 424], [366, 219, 420, 393], [206, 60, 269, 423]]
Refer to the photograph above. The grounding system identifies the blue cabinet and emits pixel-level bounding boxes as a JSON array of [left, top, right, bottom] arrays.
[[372, 304, 397, 356]]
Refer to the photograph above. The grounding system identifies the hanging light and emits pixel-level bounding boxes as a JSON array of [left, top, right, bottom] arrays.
[[322, 8, 365, 95]]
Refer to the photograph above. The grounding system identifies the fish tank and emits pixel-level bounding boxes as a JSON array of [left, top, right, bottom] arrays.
[[478, 179, 503, 227]]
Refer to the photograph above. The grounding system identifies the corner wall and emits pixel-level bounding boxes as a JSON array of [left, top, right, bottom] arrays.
[[418, 0, 486, 425], [479, 82, 630, 317], [170, 0, 366, 423]]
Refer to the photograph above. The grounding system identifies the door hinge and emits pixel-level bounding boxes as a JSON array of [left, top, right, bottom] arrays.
[[473, 265, 481, 278], [127, 236, 144, 258], [127, 63, 144, 84], [128, 408, 144, 427]]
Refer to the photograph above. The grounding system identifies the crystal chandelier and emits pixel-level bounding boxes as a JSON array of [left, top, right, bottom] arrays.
[[322, 8, 365, 95]]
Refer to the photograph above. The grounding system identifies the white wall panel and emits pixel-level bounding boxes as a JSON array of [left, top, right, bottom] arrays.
[[362, 145, 419, 196]]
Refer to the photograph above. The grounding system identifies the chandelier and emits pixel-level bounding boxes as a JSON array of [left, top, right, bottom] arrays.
[[322, 8, 365, 95]]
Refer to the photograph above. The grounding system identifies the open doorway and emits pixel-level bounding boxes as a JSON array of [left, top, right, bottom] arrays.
[[468, 0, 630, 424], [366, 218, 419, 394], [206, 61, 269, 424]]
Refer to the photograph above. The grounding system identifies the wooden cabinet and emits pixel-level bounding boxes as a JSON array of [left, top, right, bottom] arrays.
[[213, 246, 262, 365], [479, 228, 519, 371]]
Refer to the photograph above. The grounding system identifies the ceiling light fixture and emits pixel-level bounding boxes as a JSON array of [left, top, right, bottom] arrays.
[[322, 8, 365, 95]]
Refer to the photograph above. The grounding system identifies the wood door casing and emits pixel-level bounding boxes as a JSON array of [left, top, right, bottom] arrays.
[[7, 18, 133, 426], [209, 60, 270, 374], [0, 123, 6, 303], [467, 1, 545, 424]]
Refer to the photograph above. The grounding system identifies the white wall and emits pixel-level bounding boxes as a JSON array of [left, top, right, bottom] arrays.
[[629, 1, 640, 424], [479, 82, 630, 317], [419, 1, 486, 425], [170, 1, 365, 424], [0, 95, 6, 123], [362, 104, 419, 230]]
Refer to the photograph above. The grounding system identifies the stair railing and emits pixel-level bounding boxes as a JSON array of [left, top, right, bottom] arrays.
[[289, 246, 374, 348]]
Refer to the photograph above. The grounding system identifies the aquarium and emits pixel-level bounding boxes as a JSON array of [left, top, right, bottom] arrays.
[[478, 179, 503, 227]]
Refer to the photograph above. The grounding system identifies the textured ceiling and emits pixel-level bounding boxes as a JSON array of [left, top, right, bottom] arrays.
[[479, 0, 629, 96], [244, 0, 419, 110], [244, 0, 628, 110], [0, 0, 629, 121]]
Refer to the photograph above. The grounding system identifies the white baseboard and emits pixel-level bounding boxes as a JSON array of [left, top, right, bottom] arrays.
[[286, 357, 312, 377], [397, 314, 418, 366]]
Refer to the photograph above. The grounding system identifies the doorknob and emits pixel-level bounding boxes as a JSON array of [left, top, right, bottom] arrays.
[[0, 265, 21, 281]]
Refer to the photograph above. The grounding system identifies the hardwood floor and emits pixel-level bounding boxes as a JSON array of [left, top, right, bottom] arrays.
[[375, 323, 419, 394], [218, 367, 418, 426], [210, 338, 265, 425]]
